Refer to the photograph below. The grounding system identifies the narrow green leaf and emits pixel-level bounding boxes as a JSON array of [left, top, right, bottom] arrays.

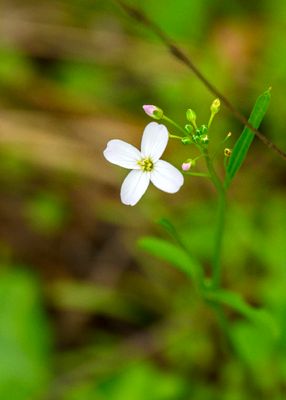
[[225, 88, 271, 188], [204, 289, 279, 337], [138, 236, 202, 285], [157, 217, 186, 250]]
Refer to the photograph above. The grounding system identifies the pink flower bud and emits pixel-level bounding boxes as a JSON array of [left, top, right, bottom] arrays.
[[142, 105, 163, 120], [182, 162, 192, 171], [143, 105, 156, 116]]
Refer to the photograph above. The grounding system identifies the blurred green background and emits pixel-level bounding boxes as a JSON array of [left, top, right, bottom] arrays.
[[0, 0, 286, 399]]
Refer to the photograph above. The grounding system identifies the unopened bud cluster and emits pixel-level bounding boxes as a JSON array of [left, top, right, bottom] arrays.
[[192, 125, 209, 145], [143, 99, 224, 150], [141, 98, 232, 181]]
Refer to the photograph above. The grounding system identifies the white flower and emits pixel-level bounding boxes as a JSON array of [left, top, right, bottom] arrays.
[[103, 122, 184, 206]]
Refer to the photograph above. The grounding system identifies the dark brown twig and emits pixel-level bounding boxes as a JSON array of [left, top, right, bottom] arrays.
[[114, 0, 286, 161]]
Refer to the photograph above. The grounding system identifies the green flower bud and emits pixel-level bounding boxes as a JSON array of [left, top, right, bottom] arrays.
[[201, 135, 209, 144], [192, 134, 200, 144], [184, 124, 193, 134], [181, 136, 192, 145], [186, 108, 197, 127], [210, 98, 220, 114], [199, 124, 208, 135]]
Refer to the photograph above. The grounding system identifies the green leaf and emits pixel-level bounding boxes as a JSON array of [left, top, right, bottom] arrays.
[[231, 321, 275, 368], [225, 88, 271, 188], [0, 268, 51, 400], [157, 217, 186, 250], [204, 289, 279, 338], [138, 236, 202, 285]]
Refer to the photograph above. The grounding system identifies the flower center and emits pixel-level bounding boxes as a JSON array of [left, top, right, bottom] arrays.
[[137, 157, 154, 172]]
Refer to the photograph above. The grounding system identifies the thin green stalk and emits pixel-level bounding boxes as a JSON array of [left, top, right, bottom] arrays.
[[208, 113, 215, 128], [169, 134, 182, 140], [211, 303, 233, 353], [201, 147, 230, 348], [213, 189, 226, 288], [202, 147, 226, 289], [183, 171, 210, 178], [162, 116, 186, 135]]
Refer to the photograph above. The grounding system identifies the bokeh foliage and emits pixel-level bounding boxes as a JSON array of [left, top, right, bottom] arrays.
[[0, 0, 285, 399]]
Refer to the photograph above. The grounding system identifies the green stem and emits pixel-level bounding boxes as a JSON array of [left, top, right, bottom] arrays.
[[213, 189, 226, 288], [200, 148, 230, 347], [162, 116, 186, 135], [208, 113, 215, 128], [169, 134, 182, 140], [183, 171, 210, 178], [202, 147, 226, 289]]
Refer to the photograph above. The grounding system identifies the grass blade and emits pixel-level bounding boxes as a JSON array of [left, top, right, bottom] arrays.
[[225, 88, 271, 188]]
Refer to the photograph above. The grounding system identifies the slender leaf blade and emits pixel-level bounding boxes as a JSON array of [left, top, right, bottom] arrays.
[[204, 289, 279, 337], [157, 217, 186, 250], [225, 88, 271, 188], [138, 236, 202, 283]]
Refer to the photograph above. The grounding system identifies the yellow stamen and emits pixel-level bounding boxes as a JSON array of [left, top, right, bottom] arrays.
[[138, 157, 154, 172]]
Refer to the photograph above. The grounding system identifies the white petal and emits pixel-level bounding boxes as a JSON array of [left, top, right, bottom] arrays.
[[120, 170, 150, 206], [141, 122, 169, 162], [103, 139, 141, 169], [151, 160, 184, 193]]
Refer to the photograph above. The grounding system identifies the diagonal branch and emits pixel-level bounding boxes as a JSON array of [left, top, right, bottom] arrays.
[[114, 0, 286, 161]]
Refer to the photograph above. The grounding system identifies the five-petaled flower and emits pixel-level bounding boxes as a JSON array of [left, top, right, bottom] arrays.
[[103, 122, 184, 206]]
